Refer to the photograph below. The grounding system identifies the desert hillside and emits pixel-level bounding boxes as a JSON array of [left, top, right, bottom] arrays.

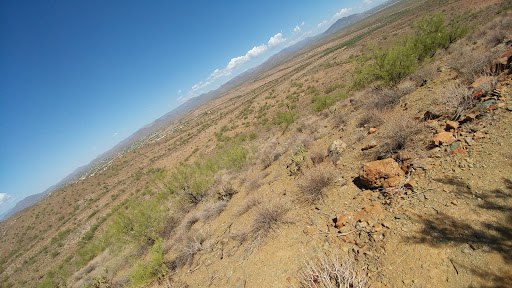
[[1, 0, 511, 287]]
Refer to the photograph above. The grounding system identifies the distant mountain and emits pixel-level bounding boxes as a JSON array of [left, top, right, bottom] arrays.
[[2, 184, 58, 220], [1, 2, 395, 222]]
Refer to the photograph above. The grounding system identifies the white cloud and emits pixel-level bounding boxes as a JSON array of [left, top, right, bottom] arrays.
[[301, 21, 305, 26], [317, 20, 328, 28], [182, 32, 289, 102], [364, 0, 373, 4], [333, 8, 351, 20], [177, 89, 182, 94], [268, 33, 286, 47], [0, 193, 12, 208], [294, 25, 301, 33], [112, 132, 119, 137]]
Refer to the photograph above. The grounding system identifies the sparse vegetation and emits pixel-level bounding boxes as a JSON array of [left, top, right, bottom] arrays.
[[128, 238, 168, 287], [297, 167, 336, 203], [299, 253, 368, 288]]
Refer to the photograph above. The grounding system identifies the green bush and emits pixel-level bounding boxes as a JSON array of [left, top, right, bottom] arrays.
[[311, 90, 348, 112], [272, 111, 297, 130], [129, 238, 168, 287], [110, 199, 167, 246], [353, 14, 467, 88]]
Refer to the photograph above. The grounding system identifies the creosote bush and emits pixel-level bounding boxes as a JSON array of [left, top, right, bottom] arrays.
[[297, 167, 336, 203], [353, 14, 467, 88], [128, 238, 168, 287]]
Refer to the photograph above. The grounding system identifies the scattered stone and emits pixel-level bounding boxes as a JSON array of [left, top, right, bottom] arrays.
[[507, 106, 512, 112], [359, 158, 405, 189], [445, 120, 459, 131], [361, 141, 378, 151], [368, 127, 377, 134], [451, 200, 459, 206], [394, 215, 404, 219], [382, 221, 392, 229], [462, 247, 470, 254], [471, 89, 485, 100], [433, 131, 456, 146], [465, 137, 475, 146], [404, 181, 415, 189], [424, 110, 441, 120], [303, 226, 315, 235]]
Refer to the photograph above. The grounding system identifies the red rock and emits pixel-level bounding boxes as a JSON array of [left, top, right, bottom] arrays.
[[445, 120, 459, 131], [472, 89, 485, 99], [404, 180, 415, 189], [433, 132, 456, 146], [368, 128, 377, 134], [469, 76, 494, 89], [359, 158, 405, 189], [449, 146, 466, 154]]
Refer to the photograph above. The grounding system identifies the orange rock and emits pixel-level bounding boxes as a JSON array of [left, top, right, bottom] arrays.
[[433, 131, 456, 146], [368, 128, 377, 134], [445, 120, 459, 131], [359, 158, 405, 189]]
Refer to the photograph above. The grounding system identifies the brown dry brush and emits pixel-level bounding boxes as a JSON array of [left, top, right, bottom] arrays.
[[297, 167, 336, 203], [299, 253, 368, 288]]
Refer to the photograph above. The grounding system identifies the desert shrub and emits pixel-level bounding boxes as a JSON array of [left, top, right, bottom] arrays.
[[297, 167, 336, 203], [357, 109, 385, 128], [449, 47, 495, 83], [110, 199, 167, 246], [439, 82, 474, 119], [332, 112, 347, 129], [199, 201, 228, 221], [247, 199, 292, 248], [273, 110, 297, 130], [309, 148, 325, 166], [299, 253, 367, 288], [368, 87, 405, 111], [129, 238, 168, 287], [379, 114, 419, 158], [311, 91, 348, 112], [177, 229, 209, 266], [410, 66, 437, 86], [166, 141, 249, 205], [216, 184, 237, 201], [354, 14, 467, 88]]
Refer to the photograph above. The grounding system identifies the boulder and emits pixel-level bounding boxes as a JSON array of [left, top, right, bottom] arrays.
[[368, 128, 377, 134], [359, 158, 405, 189], [328, 140, 346, 165], [328, 139, 346, 156], [433, 131, 456, 146]]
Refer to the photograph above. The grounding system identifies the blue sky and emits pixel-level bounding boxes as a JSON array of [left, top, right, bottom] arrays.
[[0, 0, 385, 215]]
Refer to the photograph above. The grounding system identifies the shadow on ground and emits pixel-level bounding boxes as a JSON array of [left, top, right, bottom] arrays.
[[405, 177, 512, 287]]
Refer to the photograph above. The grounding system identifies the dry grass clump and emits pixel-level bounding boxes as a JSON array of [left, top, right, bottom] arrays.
[[236, 195, 262, 216], [198, 201, 228, 222], [259, 140, 280, 169], [410, 65, 437, 86], [356, 109, 385, 128], [216, 184, 237, 201], [297, 167, 336, 203], [181, 213, 200, 232], [449, 46, 495, 84], [177, 229, 210, 267], [438, 81, 474, 120], [299, 253, 368, 288], [246, 199, 293, 249], [245, 177, 262, 194], [368, 87, 405, 111], [309, 147, 325, 166], [379, 114, 420, 159]]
